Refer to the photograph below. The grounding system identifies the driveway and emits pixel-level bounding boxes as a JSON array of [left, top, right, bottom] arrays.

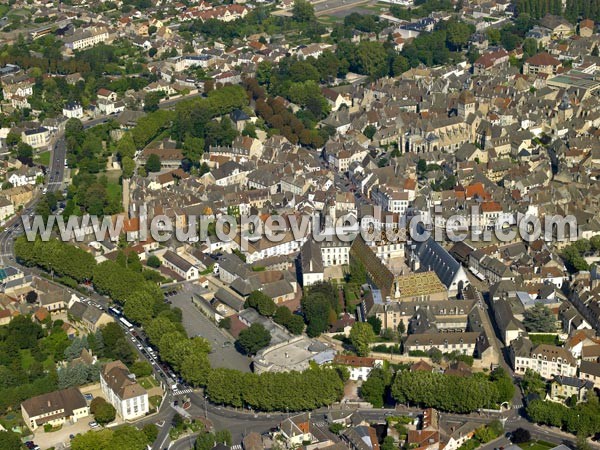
[[34, 418, 100, 450], [168, 286, 251, 372]]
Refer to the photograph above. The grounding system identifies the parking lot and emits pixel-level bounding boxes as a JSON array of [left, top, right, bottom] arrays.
[[167, 286, 251, 373]]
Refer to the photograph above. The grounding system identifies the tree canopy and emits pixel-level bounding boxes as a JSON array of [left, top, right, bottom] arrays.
[[523, 303, 556, 332], [236, 323, 271, 355]]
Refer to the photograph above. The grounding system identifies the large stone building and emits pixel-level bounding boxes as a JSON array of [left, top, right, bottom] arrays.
[[100, 361, 149, 420], [510, 337, 577, 379]]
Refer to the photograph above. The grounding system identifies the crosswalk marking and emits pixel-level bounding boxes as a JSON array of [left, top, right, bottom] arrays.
[[231, 444, 242, 450], [173, 388, 193, 395], [313, 421, 327, 428]]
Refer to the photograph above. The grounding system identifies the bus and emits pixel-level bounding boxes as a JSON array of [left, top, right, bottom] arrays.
[[109, 307, 122, 316], [119, 317, 134, 331]]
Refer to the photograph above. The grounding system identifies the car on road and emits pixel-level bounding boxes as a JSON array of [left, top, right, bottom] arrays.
[[89, 421, 99, 428]]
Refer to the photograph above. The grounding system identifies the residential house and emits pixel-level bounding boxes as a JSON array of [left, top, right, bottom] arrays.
[[68, 299, 114, 333], [21, 127, 50, 149], [579, 361, 600, 389], [539, 14, 574, 39], [523, 53, 562, 76], [333, 355, 383, 381], [8, 166, 43, 187], [0, 197, 14, 219], [279, 413, 313, 447], [162, 250, 199, 281], [21, 387, 89, 431], [63, 101, 84, 119], [549, 376, 593, 404]]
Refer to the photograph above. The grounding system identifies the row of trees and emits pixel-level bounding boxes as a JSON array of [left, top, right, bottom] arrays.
[[205, 366, 345, 411], [563, 0, 600, 22], [391, 368, 515, 413], [527, 395, 600, 436], [515, 0, 563, 18], [518, 0, 600, 23]]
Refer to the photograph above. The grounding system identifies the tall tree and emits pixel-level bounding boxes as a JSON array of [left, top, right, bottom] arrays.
[[523, 303, 556, 332], [349, 322, 376, 356]]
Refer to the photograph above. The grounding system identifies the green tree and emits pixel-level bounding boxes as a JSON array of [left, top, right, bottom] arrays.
[[381, 436, 396, 450], [142, 423, 159, 443], [445, 20, 473, 50], [246, 291, 277, 317], [523, 38, 538, 56], [0, 430, 24, 450], [286, 315, 305, 335], [486, 28, 501, 44], [292, 0, 315, 22], [218, 317, 231, 330], [360, 367, 392, 407], [489, 367, 515, 403], [195, 432, 216, 450], [131, 361, 153, 377], [90, 397, 116, 425], [349, 322, 376, 356], [146, 255, 161, 268], [145, 153, 161, 172], [523, 303, 556, 332], [363, 125, 377, 140], [397, 320, 406, 335], [367, 316, 382, 335], [144, 91, 163, 112], [215, 429, 232, 446], [355, 41, 389, 79], [577, 433, 591, 450], [116, 133, 136, 159], [16, 142, 34, 164], [302, 292, 333, 337], [121, 156, 135, 179], [521, 368, 547, 396], [236, 323, 271, 355]]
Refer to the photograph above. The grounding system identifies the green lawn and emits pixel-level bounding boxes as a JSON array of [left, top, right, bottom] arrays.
[[518, 441, 555, 450], [139, 376, 158, 390], [35, 151, 51, 167], [20, 349, 35, 370], [149, 395, 162, 409]]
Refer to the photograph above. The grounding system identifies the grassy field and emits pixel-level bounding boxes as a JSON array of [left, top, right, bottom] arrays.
[[519, 441, 555, 450], [35, 151, 51, 167], [104, 169, 122, 209], [139, 376, 158, 390], [149, 395, 162, 409]]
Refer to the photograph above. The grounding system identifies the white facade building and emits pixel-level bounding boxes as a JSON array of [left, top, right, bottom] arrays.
[[100, 360, 149, 421]]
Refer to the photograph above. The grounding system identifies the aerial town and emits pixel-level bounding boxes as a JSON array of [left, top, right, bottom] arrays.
[[0, 0, 600, 448]]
